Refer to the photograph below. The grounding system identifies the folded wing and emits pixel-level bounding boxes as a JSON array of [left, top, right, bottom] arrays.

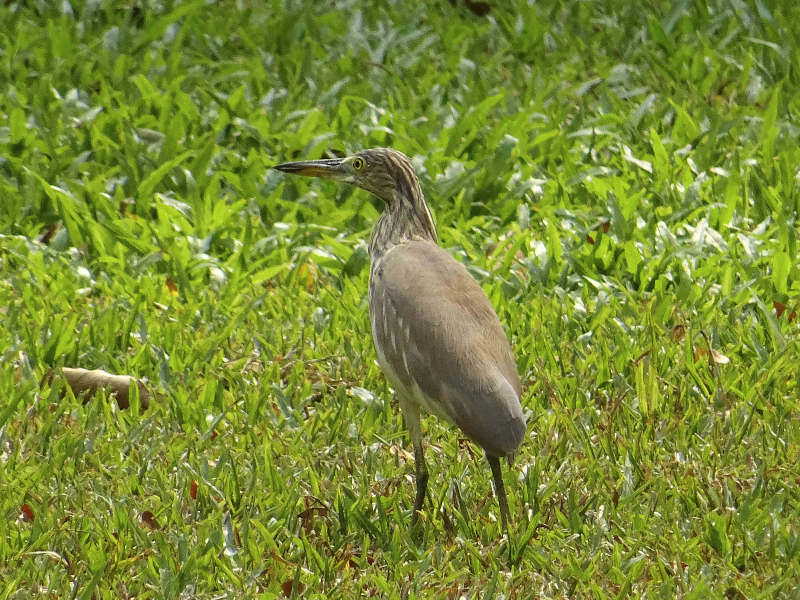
[[370, 240, 526, 457]]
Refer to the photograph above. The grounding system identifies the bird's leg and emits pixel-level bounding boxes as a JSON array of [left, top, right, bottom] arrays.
[[488, 454, 510, 535], [412, 441, 429, 522], [397, 395, 428, 523]]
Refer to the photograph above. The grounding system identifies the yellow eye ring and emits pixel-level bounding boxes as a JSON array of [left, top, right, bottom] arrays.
[[352, 157, 365, 171]]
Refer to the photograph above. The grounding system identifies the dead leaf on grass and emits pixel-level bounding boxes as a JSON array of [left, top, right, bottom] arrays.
[[694, 347, 730, 364], [774, 300, 797, 322], [20, 503, 35, 522], [141, 510, 160, 531], [165, 277, 179, 296], [281, 579, 306, 597], [43, 367, 151, 410]]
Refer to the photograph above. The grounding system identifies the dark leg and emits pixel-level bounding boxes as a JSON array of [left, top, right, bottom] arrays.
[[488, 454, 510, 535], [412, 441, 429, 523], [397, 395, 428, 523]]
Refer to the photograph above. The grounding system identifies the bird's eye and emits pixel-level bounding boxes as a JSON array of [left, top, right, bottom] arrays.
[[352, 157, 365, 171]]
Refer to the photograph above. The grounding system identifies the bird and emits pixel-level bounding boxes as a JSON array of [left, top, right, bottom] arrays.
[[274, 148, 526, 535]]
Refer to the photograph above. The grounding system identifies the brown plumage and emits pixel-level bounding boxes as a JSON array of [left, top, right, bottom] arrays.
[[275, 148, 525, 534]]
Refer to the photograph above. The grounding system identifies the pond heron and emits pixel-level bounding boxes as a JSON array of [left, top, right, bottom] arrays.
[[275, 148, 526, 534]]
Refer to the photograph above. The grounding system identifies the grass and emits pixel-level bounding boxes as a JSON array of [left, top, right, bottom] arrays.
[[2, 0, 800, 597]]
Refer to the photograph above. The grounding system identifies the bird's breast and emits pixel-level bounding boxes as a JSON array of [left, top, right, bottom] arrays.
[[369, 276, 456, 424]]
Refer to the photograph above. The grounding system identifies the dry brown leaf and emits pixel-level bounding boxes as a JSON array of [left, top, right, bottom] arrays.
[[710, 348, 730, 364], [774, 300, 797, 322], [694, 347, 730, 364], [141, 510, 160, 531], [44, 367, 151, 410], [585, 221, 611, 246], [387, 444, 414, 462], [298, 503, 330, 535], [281, 579, 306, 597], [20, 503, 35, 522], [165, 277, 179, 296]]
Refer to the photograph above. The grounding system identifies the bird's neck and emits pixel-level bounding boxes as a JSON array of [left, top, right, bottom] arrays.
[[369, 189, 437, 259]]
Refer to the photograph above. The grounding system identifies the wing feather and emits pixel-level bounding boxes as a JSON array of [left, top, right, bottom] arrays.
[[370, 240, 526, 457]]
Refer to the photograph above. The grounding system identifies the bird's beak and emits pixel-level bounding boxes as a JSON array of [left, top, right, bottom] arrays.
[[273, 157, 351, 182]]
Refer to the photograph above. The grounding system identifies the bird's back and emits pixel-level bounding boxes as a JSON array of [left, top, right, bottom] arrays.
[[369, 240, 525, 458]]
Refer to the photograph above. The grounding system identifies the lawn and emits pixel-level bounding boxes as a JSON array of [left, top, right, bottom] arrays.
[[2, 0, 800, 597]]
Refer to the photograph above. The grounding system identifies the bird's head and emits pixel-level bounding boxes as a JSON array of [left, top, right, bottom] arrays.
[[275, 148, 419, 207], [275, 147, 437, 250]]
